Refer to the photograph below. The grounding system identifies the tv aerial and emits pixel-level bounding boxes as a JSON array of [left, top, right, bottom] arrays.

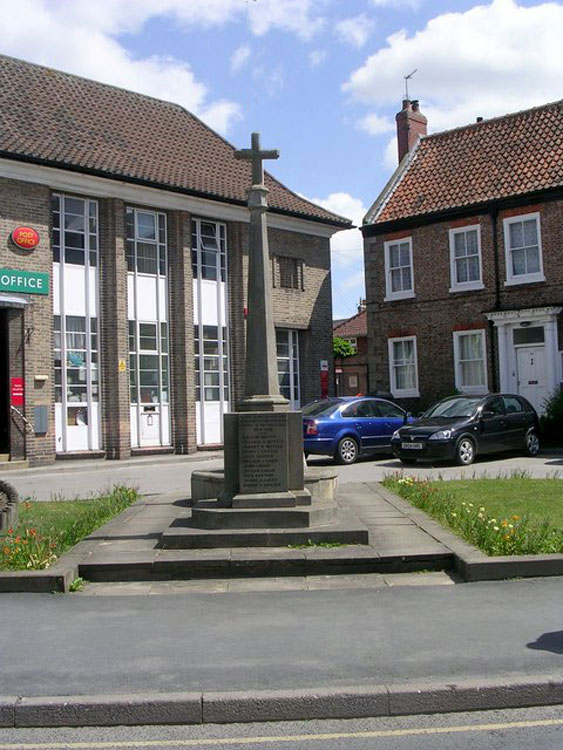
[[404, 69, 418, 100]]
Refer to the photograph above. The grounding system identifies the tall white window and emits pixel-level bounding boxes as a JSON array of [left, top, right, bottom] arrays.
[[126, 207, 170, 448], [503, 212, 544, 285], [384, 238, 414, 300], [449, 225, 483, 291], [453, 330, 488, 394], [52, 194, 100, 453], [388, 336, 419, 397], [192, 217, 230, 445], [276, 329, 300, 408]]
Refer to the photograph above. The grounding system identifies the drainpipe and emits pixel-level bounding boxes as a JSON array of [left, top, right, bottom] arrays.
[[489, 207, 500, 392]]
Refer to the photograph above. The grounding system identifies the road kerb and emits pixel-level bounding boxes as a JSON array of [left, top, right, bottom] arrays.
[[2, 677, 562, 728]]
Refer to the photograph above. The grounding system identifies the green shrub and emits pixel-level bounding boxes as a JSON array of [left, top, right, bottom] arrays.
[[540, 386, 563, 444]]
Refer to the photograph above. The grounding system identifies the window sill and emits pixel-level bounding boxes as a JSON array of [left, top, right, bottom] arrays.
[[384, 291, 415, 302], [449, 283, 485, 293], [391, 389, 419, 399], [456, 385, 488, 395], [504, 275, 545, 287]]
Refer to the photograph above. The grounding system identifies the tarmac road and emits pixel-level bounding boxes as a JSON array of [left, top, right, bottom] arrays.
[[3, 449, 562, 501]]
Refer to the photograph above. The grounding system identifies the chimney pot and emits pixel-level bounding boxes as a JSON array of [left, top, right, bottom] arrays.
[[476, 116, 483, 123], [396, 99, 427, 163]]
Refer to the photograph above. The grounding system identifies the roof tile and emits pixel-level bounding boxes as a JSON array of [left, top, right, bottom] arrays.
[[371, 100, 563, 225], [0, 55, 349, 227]]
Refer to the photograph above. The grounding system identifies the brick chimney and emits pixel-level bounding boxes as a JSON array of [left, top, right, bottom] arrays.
[[396, 99, 427, 162]]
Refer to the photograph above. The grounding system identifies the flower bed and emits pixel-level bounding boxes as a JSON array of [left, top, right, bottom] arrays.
[[383, 475, 563, 556]]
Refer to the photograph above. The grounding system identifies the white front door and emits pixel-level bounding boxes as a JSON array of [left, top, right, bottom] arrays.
[[516, 346, 548, 412]]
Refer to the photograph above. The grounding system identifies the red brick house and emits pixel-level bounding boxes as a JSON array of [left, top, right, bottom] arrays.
[[333, 302, 368, 396], [0, 55, 350, 466], [362, 98, 563, 414]]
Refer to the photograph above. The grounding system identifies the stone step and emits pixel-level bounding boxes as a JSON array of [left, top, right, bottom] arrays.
[[161, 508, 368, 548], [190, 501, 336, 529], [0, 459, 29, 472], [78, 546, 454, 583]]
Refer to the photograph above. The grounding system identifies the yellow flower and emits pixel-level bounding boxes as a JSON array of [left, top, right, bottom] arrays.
[[494, 526, 500, 531], [512, 515, 521, 521]]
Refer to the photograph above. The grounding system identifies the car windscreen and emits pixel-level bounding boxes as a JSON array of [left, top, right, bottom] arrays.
[[302, 401, 341, 417], [424, 397, 482, 419]]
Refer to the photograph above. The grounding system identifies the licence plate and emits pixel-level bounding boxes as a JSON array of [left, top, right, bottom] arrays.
[[402, 441, 423, 450]]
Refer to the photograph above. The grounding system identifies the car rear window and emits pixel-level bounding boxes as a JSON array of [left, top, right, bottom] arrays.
[[302, 401, 341, 417]]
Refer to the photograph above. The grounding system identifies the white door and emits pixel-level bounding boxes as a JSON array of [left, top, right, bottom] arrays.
[[516, 346, 548, 412]]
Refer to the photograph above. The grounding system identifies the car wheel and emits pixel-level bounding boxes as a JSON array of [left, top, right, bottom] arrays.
[[455, 437, 475, 466], [335, 437, 359, 465], [524, 430, 540, 457], [399, 457, 417, 466]]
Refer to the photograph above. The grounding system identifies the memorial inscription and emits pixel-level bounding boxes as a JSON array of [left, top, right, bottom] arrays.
[[239, 414, 288, 494]]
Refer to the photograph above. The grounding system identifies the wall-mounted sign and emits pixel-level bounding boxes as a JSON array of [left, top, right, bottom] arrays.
[[118, 359, 127, 373], [320, 360, 329, 372], [11, 227, 40, 251], [11, 377, 24, 407], [0, 269, 49, 295]]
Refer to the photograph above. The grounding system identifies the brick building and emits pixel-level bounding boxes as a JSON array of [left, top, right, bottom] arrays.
[[0, 55, 349, 466], [362, 98, 563, 414], [333, 301, 368, 396]]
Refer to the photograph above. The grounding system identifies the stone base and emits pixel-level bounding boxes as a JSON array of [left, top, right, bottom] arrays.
[[191, 468, 337, 503]]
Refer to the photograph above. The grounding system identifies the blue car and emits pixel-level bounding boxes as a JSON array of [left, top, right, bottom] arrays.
[[302, 396, 415, 465]]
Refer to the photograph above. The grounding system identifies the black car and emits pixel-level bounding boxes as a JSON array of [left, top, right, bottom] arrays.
[[391, 394, 540, 466]]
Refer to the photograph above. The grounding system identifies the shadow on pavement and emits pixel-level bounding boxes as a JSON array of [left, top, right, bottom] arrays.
[[527, 631, 563, 654]]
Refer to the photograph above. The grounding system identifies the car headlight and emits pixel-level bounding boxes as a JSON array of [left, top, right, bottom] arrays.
[[391, 429, 401, 440], [428, 430, 453, 441]]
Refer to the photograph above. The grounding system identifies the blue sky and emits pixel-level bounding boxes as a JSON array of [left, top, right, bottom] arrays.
[[1, 0, 562, 318]]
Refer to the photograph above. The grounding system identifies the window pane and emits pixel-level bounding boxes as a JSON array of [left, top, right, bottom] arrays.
[[512, 248, 526, 276], [136, 212, 156, 240], [509, 222, 523, 249], [522, 219, 537, 246], [526, 247, 540, 274]]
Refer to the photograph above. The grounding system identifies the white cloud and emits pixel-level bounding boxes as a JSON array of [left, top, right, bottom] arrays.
[[231, 44, 251, 74], [309, 192, 367, 317], [357, 113, 394, 136], [344, 0, 563, 134], [0, 0, 327, 134], [247, 0, 325, 40], [309, 49, 327, 67], [334, 14, 375, 49]]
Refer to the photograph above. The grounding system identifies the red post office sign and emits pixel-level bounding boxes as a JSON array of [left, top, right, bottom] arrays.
[[11, 377, 24, 407], [11, 226, 40, 251]]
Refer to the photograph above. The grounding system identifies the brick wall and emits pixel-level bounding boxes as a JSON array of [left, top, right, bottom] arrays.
[[365, 199, 563, 410], [0, 177, 55, 465], [227, 222, 334, 408]]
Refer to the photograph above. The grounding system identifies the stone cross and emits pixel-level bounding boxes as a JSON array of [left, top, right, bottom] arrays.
[[233, 132, 287, 411], [234, 131, 279, 186]]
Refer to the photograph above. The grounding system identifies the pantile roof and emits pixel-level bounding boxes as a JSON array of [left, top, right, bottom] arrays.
[[366, 99, 563, 226], [0, 55, 350, 227], [333, 308, 367, 337]]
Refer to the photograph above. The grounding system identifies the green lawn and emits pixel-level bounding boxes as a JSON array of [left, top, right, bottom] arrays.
[[384, 475, 563, 556], [0, 485, 139, 571]]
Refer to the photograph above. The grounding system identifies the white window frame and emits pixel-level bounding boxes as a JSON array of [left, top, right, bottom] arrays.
[[452, 330, 488, 395], [384, 237, 415, 301], [388, 336, 419, 397], [449, 224, 484, 292], [503, 212, 545, 286]]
